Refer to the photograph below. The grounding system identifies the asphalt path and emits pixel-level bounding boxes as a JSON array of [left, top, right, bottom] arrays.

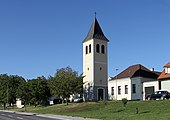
[[0, 111, 98, 120], [0, 111, 64, 120]]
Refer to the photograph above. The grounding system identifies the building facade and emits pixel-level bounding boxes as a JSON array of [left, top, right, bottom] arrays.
[[108, 64, 160, 100], [158, 62, 170, 91], [83, 17, 109, 101]]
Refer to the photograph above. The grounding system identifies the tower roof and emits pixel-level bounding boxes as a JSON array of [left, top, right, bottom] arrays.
[[83, 18, 109, 42]]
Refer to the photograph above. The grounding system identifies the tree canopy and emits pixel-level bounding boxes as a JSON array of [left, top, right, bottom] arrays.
[[0, 74, 25, 109], [0, 66, 83, 108], [48, 66, 84, 104]]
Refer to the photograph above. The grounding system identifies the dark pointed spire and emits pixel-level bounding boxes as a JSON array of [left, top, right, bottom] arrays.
[[83, 17, 109, 42], [94, 12, 97, 18]]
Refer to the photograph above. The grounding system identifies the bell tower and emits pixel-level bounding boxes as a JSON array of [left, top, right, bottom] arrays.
[[83, 17, 109, 101]]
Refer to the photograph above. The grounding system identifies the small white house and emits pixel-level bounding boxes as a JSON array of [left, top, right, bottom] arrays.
[[158, 62, 170, 91], [108, 64, 160, 100]]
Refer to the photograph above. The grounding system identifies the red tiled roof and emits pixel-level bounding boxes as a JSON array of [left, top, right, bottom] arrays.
[[111, 64, 160, 80], [164, 62, 170, 67], [158, 62, 170, 80], [158, 70, 170, 80]]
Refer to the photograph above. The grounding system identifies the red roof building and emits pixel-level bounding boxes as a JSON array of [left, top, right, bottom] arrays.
[[108, 64, 161, 100], [158, 62, 170, 80], [164, 62, 170, 67]]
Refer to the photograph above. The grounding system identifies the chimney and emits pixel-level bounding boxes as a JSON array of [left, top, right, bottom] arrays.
[[150, 68, 154, 71]]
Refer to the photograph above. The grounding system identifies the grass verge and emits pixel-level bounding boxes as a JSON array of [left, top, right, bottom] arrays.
[[4, 100, 170, 120]]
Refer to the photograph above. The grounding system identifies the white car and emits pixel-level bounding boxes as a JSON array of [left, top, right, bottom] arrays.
[[73, 97, 83, 103]]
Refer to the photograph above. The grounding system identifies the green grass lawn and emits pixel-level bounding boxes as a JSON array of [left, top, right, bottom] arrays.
[[8, 100, 170, 120]]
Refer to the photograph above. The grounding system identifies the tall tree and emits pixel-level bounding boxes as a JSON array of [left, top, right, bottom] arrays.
[[48, 67, 84, 105], [8, 75, 25, 107], [16, 79, 31, 111], [28, 76, 51, 107], [0, 74, 25, 109], [0, 74, 9, 109]]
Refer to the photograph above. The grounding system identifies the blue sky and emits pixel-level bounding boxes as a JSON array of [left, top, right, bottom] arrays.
[[0, 0, 170, 79]]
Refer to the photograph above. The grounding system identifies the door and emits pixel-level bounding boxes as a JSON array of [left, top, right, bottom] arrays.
[[145, 86, 154, 99], [98, 89, 104, 100]]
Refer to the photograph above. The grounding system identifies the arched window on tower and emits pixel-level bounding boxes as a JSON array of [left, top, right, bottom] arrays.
[[89, 44, 91, 53], [96, 44, 100, 53], [101, 45, 105, 54], [86, 46, 88, 54]]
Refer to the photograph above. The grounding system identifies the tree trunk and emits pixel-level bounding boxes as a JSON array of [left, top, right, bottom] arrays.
[[3, 102, 6, 110], [66, 98, 69, 105], [12, 104, 14, 109], [24, 103, 26, 111]]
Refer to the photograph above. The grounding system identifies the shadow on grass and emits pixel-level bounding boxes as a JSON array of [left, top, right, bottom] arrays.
[[140, 111, 151, 114], [113, 108, 126, 113]]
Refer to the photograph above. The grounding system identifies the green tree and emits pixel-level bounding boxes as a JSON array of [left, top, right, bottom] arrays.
[[48, 75, 60, 97], [16, 79, 31, 111], [8, 75, 25, 107], [0, 74, 9, 109], [48, 67, 84, 105], [28, 76, 51, 107], [0, 74, 25, 109]]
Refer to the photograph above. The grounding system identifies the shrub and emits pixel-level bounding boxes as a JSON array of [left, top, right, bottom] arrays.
[[122, 98, 128, 107]]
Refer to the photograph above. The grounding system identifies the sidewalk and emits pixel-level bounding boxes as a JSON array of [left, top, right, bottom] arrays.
[[0, 110, 99, 120]]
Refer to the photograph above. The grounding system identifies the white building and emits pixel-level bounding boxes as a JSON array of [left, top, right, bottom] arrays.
[[108, 64, 160, 100], [16, 98, 24, 108], [158, 62, 170, 91], [83, 17, 109, 101]]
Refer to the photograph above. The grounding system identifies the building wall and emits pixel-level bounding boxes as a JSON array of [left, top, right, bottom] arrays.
[[131, 77, 142, 100], [83, 40, 94, 86], [108, 77, 142, 101], [94, 39, 108, 86], [161, 79, 170, 92], [143, 81, 159, 100], [108, 77, 131, 100], [108, 77, 158, 101], [131, 77, 158, 100], [83, 38, 108, 101]]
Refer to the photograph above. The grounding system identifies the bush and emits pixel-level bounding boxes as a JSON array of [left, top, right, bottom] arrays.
[[53, 98, 62, 104], [122, 98, 128, 107]]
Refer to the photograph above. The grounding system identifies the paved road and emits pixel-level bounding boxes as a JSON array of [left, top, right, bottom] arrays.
[[0, 111, 61, 120], [0, 111, 98, 120]]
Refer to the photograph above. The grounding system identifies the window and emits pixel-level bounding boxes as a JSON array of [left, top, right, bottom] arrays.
[[168, 68, 170, 74], [89, 44, 91, 53], [100, 80, 102, 84], [132, 84, 136, 93], [111, 87, 114, 95], [101, 45, 105, 54], [165, 67, 170, 74], [125, 85, 128, 94], [159, 81, 161, 90], [165, 68, 168, 74], [118, 86, 121, 95], [100, 67, 102, 70], [85, 46, 88, 54], [96, 44, 100, 53]]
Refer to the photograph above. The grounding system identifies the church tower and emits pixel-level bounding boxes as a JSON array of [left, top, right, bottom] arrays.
[[83, 17, 109, 101]]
